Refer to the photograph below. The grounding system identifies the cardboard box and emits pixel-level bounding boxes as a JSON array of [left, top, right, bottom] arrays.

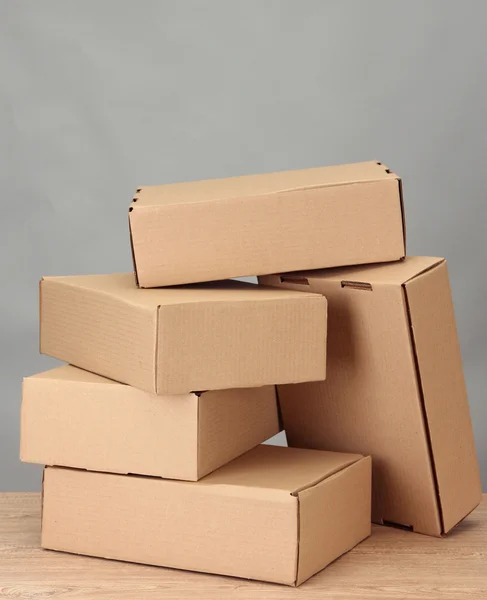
[[129, 161, 405, 287], [260, 257, 482, 537], [21, 365, 280, 481], [41, 445, 371, 586], [40, 275, 327, 394]]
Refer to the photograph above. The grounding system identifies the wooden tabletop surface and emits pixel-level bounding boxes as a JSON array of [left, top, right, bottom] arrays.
[[1, 493, 486, 600]]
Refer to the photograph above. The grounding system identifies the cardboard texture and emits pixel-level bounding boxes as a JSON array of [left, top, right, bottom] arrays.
[[39, 276, 327, 394], [41, 445, 371, 586], [129, 161, 405, 287], [260, 257, 482, 537], [21, 365, 280, 481]]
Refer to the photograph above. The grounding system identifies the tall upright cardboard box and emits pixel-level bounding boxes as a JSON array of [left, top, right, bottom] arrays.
[[260, 257, 482, 536]]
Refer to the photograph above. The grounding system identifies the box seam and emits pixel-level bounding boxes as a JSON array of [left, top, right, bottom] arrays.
[[154, 305, 161, 394], [196, 394, 202, 480], [40, 468, 46, 539], [128, 211, 140, 287], [39, 278, 43, 354], [397, 177, 407, 252], [294, 495, 301, 586]]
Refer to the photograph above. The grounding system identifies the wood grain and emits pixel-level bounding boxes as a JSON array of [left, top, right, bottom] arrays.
[[0, 493, 485, 599]]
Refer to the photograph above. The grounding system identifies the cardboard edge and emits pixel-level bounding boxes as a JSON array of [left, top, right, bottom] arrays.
[[154, 305, 161, 394], [397, 177, 407, 254], [293, 491, 301, 587], [402, 280, 444, 535], [19, 377, 29, 462], [40, 467, 46, 545], [274, 385, 284, 433], [128, 207, 140, 287], [196, 393, 203, 480], [39, 278, 44, 355], [375, 161, 405, 255]]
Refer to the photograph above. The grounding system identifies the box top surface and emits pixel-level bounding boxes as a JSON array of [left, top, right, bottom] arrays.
[[280, 256, 444, 287], [41, 274, 322, 309], [199, 445, 363, 495], [133, 161, 397, 207]]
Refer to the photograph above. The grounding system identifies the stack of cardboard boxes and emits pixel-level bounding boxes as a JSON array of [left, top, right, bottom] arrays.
[[20, 161, 481, 586]]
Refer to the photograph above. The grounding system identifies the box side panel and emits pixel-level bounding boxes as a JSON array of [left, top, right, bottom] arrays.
[[131, 179, 404, 287], [157, 296, 327, 394], [405, 262, 482, 533], [21, 378, 199, 480], [296, 456, 372, 586], [40, 279, 157, 393], [42, 468, 298, 585], [197, 386, 280, 478], [276, 279, 442, 536]]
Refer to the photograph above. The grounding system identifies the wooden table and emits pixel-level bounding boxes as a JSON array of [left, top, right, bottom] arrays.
[[1, 493, 485, 599]]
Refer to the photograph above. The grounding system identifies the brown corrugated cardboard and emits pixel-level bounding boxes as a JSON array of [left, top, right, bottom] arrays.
[[21, 365, 280, 481], [41, 445, 371, 586], [129, 161, 405, 287], [39, 276, 327, 394], [260, 257, 482, 537]]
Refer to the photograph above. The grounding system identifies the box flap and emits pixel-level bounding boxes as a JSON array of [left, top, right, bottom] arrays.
[[132, 161, 396, 207], [404, 261, 482, 533], [200, 445, 363, 495]]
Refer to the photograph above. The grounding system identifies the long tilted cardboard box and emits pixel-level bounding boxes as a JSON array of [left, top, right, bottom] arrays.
[[39, 275, 327, 394], [129, 161, 405, 287], [21, 365, 280, 481], [260, 257, 482, 537], [41, 445, 372, 586]]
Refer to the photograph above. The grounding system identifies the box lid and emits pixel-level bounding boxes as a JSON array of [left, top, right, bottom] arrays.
[[132, 161, 398, 207]]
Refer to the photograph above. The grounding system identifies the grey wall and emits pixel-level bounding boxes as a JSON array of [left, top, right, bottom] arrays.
[[1, 0, 486, 491]]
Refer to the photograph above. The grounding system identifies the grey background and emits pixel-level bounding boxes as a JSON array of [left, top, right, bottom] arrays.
[[0, 0, 486, 491]]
